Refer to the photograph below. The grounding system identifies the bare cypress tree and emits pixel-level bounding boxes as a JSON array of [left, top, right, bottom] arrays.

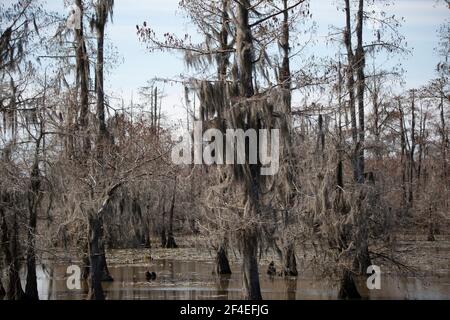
[[277, 0, 298, 278], [336, 0, 371, 299], [215, 0, 233, 276], [233, 0, 263, 300], [86, 0, 117, 299]]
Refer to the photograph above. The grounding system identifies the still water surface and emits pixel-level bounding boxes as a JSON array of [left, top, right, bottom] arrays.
[[31, 259, 450, 300]]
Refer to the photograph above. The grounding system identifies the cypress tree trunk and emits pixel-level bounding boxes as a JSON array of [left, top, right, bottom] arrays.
[[98, 215, 113, 282], [408, 90, 417, 207], [75, 0, 91, 155], [235, 0, 264, 300], [427, 219, 436, 241], [216, 243, 232, 275], [218, 0, 230, 82], [354, 0, 371, 274], [278, 0, 298, 279], [338, 270, 361, 300], [81, 244, 90, 280], [337, 0, 370, 299], [440, 94, 448, 183], [161, 223, 167, 248], [235, 0, 262, 301], [8, 216, 24, 301], [213, 0, 233, 275], [84, 218, 113, 286], [355, 0, 366, 185], [1, 201, 25, 301], [25, 152, 41, 300], [166, 181, 178, 249], [279, 0, 291, 101], [95, 20, 109, 154], [161, 206, 167, 248], [399, 101, 408, 206], [241, 228, 262, 300], [344, 0, 359, 182], [283, 243, 298, 277], [87, 213, 105, 300], [92, 1, 115, 285], [0, 278, 5, 297]]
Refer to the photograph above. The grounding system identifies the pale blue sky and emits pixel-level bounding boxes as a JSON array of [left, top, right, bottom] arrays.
[[38, 1, 450, 123]]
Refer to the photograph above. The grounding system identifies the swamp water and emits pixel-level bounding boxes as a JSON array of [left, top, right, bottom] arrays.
[[30, 259, 449, 300]]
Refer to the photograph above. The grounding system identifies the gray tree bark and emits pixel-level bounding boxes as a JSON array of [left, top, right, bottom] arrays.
[[87, 212, 105, 300], [215, 0, 232, 275], [338, 0, 371, 298], [75, 0, 91, 155], [166, 181, 178, 249], [235, 0, 262, 300], [1, 197, 25, 301], [25, 140, 42, 300]]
